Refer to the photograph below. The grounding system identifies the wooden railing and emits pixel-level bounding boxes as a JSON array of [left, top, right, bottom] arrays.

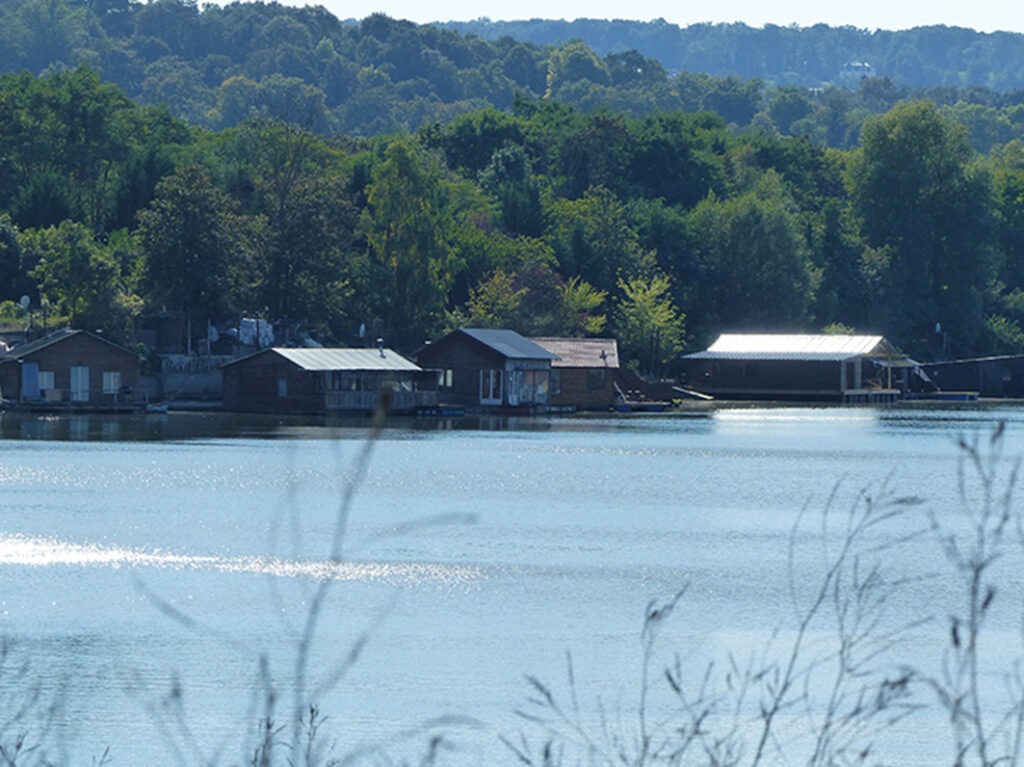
[[324, 390, 436, 412], [30, 388, 138, 404]]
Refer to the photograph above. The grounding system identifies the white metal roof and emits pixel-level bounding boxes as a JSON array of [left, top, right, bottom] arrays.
[[270, 347, 422, 372], [685, 334, 901, 362]]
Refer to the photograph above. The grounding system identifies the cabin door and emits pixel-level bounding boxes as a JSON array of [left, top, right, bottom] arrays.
[[21, 363, 39, 399], [70, 366, 90, 402], [507, 371, 520, 406], [480, 369, 502, 405]]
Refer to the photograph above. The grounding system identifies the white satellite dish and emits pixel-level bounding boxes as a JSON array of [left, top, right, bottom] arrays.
[[18, 295, 30, 310]]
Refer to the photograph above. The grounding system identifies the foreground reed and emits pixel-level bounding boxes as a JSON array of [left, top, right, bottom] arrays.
[[4, 418, 1024, 766], [506, 424, 1024, 767]]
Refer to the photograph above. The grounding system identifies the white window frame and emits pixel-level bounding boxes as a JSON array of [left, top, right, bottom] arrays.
[[102, 371, 122, 395], [479, 369, 502, 405], [70, 366, 89, 402]]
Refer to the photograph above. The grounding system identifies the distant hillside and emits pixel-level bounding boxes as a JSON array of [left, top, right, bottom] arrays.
[[441, 19, 1024, 90], [7, 0, 1024, 151]]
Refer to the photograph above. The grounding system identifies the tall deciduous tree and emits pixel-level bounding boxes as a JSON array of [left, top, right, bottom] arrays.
[[613, 272, 684, 375], [687, 172, 816, 341], [0, 213, 30, 303], [847, 100, 996, 355], [136, 163, 265, 325], [359, 138, 460, 347], [547, 185, 653, 296], [222, 118, 354, 335], [25, 220, 139, 333]]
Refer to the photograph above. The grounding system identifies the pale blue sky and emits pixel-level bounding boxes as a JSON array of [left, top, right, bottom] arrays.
[[254, 0, 1023, 33]]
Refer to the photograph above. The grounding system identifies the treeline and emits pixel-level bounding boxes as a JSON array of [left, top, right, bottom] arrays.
[[3, 67, 1024, 370], [444, 18, 1024, 91], [9, 0, 1024, 154]]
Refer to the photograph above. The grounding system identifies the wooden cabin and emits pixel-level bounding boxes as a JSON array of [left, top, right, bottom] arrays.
[[682, 333, 916, 402], [0, 329, 140, 410], [415, 328, 557, 409], [530, 337, 620, 410], [222, 347, 437, 414]]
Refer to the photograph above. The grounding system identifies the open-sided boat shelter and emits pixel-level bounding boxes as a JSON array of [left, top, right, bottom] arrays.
[[682, 333, 919, 402]]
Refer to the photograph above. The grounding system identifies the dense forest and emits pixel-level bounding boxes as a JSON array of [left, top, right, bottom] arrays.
[[7, 0, 1024, 154], [444, 19, 1024, 91], [4, 2, 1024, 370], [1, 63, 1022, 370]]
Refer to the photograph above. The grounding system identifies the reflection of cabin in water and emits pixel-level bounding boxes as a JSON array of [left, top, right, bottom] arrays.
[[416, 328, 557, 410], [682, 333, 920, 402], [221, 347, 437, 414], [0, 329, 141, 410]]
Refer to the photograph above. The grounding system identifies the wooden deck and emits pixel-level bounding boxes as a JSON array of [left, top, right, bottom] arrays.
[[1, 398, 143, 413]]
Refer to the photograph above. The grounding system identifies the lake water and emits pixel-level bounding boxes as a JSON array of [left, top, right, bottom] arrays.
[[1, 403, 1023, 765]]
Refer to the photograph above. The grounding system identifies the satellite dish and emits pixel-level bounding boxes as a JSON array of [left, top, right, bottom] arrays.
[[18, 295, 30, 310]]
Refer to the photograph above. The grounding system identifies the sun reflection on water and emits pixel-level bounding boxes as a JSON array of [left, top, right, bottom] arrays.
[[0, 532, 483, 589]]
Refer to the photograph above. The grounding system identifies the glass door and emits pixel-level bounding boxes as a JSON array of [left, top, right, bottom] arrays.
[[70, 366, 90, 402]]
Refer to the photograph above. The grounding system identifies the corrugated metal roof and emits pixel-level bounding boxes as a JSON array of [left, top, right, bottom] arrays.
[[531, 337, 619, 368], [0, 328, 137, 360], [268, 347, 422, 371], [0, 329, 75, 359], [684, 333, 900, 362], [460, 328, 559, 360]]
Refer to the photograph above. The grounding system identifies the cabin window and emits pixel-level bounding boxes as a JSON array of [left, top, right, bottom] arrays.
[[38, 371, 55, 391], [102, 371, 122, 394], [480, 369, 502, 402], [587, 369, 606, 390], [438, 369, 453, 389], [277, 378, 288, 397], [527, 370, 549, 401]]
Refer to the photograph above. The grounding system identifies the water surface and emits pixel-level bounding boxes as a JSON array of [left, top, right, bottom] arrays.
[[0, 403, 1020, 764]]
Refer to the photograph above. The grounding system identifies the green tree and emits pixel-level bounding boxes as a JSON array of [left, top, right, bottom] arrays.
[[358, 138, 461, 347], [627, 111, 727, 208], [449, 265, 605, 337], [0, 214, 30, 303], [545, 40, 611, 98], [448, 268, 527, 329], [547, 185, 653, 296], [560, 276, 607, 335], [478, 142, 546, 238], [261, 175, 355, 339], [612, 271, 684, 375], [136, 163, 265, 325], [9, 0, 94, 74], [688, 172, 816, 340], [848, 100, 996, 355], [25, 220, 139, 332], [223, 119, 353, 333]]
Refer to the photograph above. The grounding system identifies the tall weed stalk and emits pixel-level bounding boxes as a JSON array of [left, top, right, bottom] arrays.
[[506, 473, 931, 766]]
